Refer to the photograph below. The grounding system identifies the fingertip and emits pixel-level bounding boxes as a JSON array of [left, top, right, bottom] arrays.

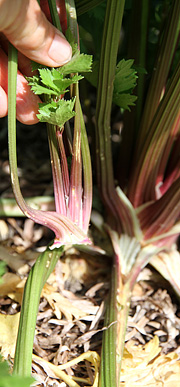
[[0, 86, 8, 117], [16, 113, 39, 125], [48, 31, 72, 66]]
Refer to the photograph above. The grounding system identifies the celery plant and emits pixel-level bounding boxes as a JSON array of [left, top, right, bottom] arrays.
[[6, 0, 180, 385], [94, 0, 180, 386], [8, 0, 92, 378]]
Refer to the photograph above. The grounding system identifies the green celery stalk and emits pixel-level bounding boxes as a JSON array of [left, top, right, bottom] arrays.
[[13, 246, 63, 376], [8, 42, 65, 377]]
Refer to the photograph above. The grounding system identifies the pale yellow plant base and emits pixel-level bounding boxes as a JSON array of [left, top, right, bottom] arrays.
[[32, 350, 100, 387]]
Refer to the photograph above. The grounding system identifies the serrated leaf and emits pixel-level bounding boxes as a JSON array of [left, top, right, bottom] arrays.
[[28, 69, 84, 96], [37, 98, 76, 127], [38, 69, 83, 93], [114, 59, 138, 93], [85, 59, 137, 111], [113, 59, 138, 110], [27, 74, 56, 96], [116, 59, 135, 75], [85, 60, 99, 87], [114, 72, 137, 93], [28, 83, 56, 96], [39, 68, 60, 92], [113, 93, 137, 111], [53, 73, 83, 91], [60, 52, 93, 75]]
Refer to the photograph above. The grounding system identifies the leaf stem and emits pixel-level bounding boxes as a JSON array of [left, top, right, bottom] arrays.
[[48, 0, 62, 32], [136, 0, 180, 153], [47, 123, 67, 215], [128, 60, 180, 206], [80, 101, 92, 232], [118, 0, 149, 187], [56, 129, 70, 198], [69, 84, 83, 227], [13, 246, 63, 376], [8, 44, 27, 216], [95, 0, 136, 235], [100, 264, 117, 387]]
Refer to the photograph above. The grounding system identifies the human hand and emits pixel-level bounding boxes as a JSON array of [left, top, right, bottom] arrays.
[[0, 0, 72, 124]]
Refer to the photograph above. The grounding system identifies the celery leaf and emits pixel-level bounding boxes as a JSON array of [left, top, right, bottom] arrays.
[[37, 99, 76, 127], [113, 93, 137, 111], [28, 70, 83, 96], [28, 51, 92, 127], [113, 59, 138, 110], [60, 52, 93, 75], [85, 58, 137, 111], [114, 59, 137, 93]]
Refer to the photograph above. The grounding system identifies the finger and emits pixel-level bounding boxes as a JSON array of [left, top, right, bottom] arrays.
[[0, 0, 72, 67], [16, 71, 40, 124], [0, 48, 41, 124], [0, 33, 36, 76], [0, 86, 8, 117]]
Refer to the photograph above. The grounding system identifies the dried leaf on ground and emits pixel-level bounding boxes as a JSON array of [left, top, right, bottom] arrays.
[[0, 246, 28, 273], [33, 350, 100, 387], [150, 250, 180, 298], [0, 272, 25, 304], [0, 220, 9, 241], [121, 336, 180, 386], [42, 283, 98, 321], [0, 312, 20, 357]]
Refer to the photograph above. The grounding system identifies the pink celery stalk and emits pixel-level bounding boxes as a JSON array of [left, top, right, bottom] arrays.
[[9, 0, 92, 249], [12, 105, 92, 248], [95, 1, 180, 386]]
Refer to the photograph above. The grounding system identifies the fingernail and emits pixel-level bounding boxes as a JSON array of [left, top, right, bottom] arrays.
[[48, 32, 72, 65]]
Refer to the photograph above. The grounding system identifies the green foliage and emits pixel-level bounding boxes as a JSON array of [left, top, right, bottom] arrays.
[[113, 93, 137, 111], [113, 59, 138, 110], [115, 59, 137, 92], [85, 58, 138, 111], [37, 98, 76, 127], [0, 355, 34, 387], [28, 51, 92, 127], [28, 53, 92, 96], [60, 52, 93, 75], [28, 70, 83, 96]]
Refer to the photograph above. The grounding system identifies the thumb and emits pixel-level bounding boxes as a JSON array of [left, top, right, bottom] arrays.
[[0, 0, 72, 67]]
